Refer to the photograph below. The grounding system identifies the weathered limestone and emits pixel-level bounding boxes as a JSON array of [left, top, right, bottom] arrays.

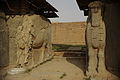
[[7, 15, 24, 66], [86, 1, 107, 79], [30, 15, 53, 68], [7, 15, 53, 70], [16, 16, 33, 68]]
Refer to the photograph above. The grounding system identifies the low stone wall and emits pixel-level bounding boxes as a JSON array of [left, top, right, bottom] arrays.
[[7, 15, 53, 68]]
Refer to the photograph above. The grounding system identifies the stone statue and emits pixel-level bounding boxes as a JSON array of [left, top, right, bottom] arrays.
[[30, 15, 53, 68], [16, 15, 33, 68], [16, 15, 53, 69], [86, 1, 108, 79]]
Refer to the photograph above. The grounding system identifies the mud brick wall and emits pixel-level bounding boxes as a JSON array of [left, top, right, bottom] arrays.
[[52, 22, 86, 45]]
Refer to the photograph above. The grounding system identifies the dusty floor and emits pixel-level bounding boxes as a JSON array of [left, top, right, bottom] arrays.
[[5, 57, 85, 80], [3, 52, 120, 80]]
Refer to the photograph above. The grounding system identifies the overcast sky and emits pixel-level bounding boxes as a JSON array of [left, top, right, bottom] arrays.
[[47, 0, 87, 22]]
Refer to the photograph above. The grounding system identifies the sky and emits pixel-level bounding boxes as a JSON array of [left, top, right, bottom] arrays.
[[47, 0, 87, 22]]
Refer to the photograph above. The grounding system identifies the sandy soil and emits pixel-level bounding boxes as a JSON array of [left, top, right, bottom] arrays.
[[4, 54, 120, 80], [5, 57, 85, 80]]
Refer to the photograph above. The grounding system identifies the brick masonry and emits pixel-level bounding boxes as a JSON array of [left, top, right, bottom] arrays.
[[51, 22, 86, 45]]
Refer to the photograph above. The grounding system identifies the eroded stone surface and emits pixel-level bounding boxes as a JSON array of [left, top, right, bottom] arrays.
[[7, 15, 53, 69], [86, 1, 107, 79]]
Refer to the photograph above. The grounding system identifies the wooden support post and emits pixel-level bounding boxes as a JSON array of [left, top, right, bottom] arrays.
[[0, 10, 9, 67]]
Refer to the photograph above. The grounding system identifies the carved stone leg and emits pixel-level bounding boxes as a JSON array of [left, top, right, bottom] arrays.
[[40, 47, 45, 62], [17, 52, 25, 67], [39, 42, 46, 63], [98, 48, 106, 73], [87, 48, 98, 77], [97, 48, 111, 80], [24, 47, 30, 66], [28, 54, 34, 69], [16, 49, 23, 67], [46, 43, 54, 58]]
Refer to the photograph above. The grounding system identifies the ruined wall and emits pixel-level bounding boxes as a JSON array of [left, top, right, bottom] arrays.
[[7, 15, 53, 67], [104, 3, 120, 76], [52, 22, 86, 45]]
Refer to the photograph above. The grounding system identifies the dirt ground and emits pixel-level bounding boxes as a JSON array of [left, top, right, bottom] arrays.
[[3, 52, 120, 80], [5, 57, 85, 80]]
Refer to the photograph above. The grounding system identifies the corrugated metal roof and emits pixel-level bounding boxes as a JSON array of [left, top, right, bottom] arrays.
[[0, 0, 58, 18], [76, 0, 96, 16], [76, 0, 119, 16], [27, 0, 58, 12]]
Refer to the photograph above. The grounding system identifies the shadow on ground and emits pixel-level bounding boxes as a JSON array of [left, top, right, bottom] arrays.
[[63, 50, 88, 76]]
